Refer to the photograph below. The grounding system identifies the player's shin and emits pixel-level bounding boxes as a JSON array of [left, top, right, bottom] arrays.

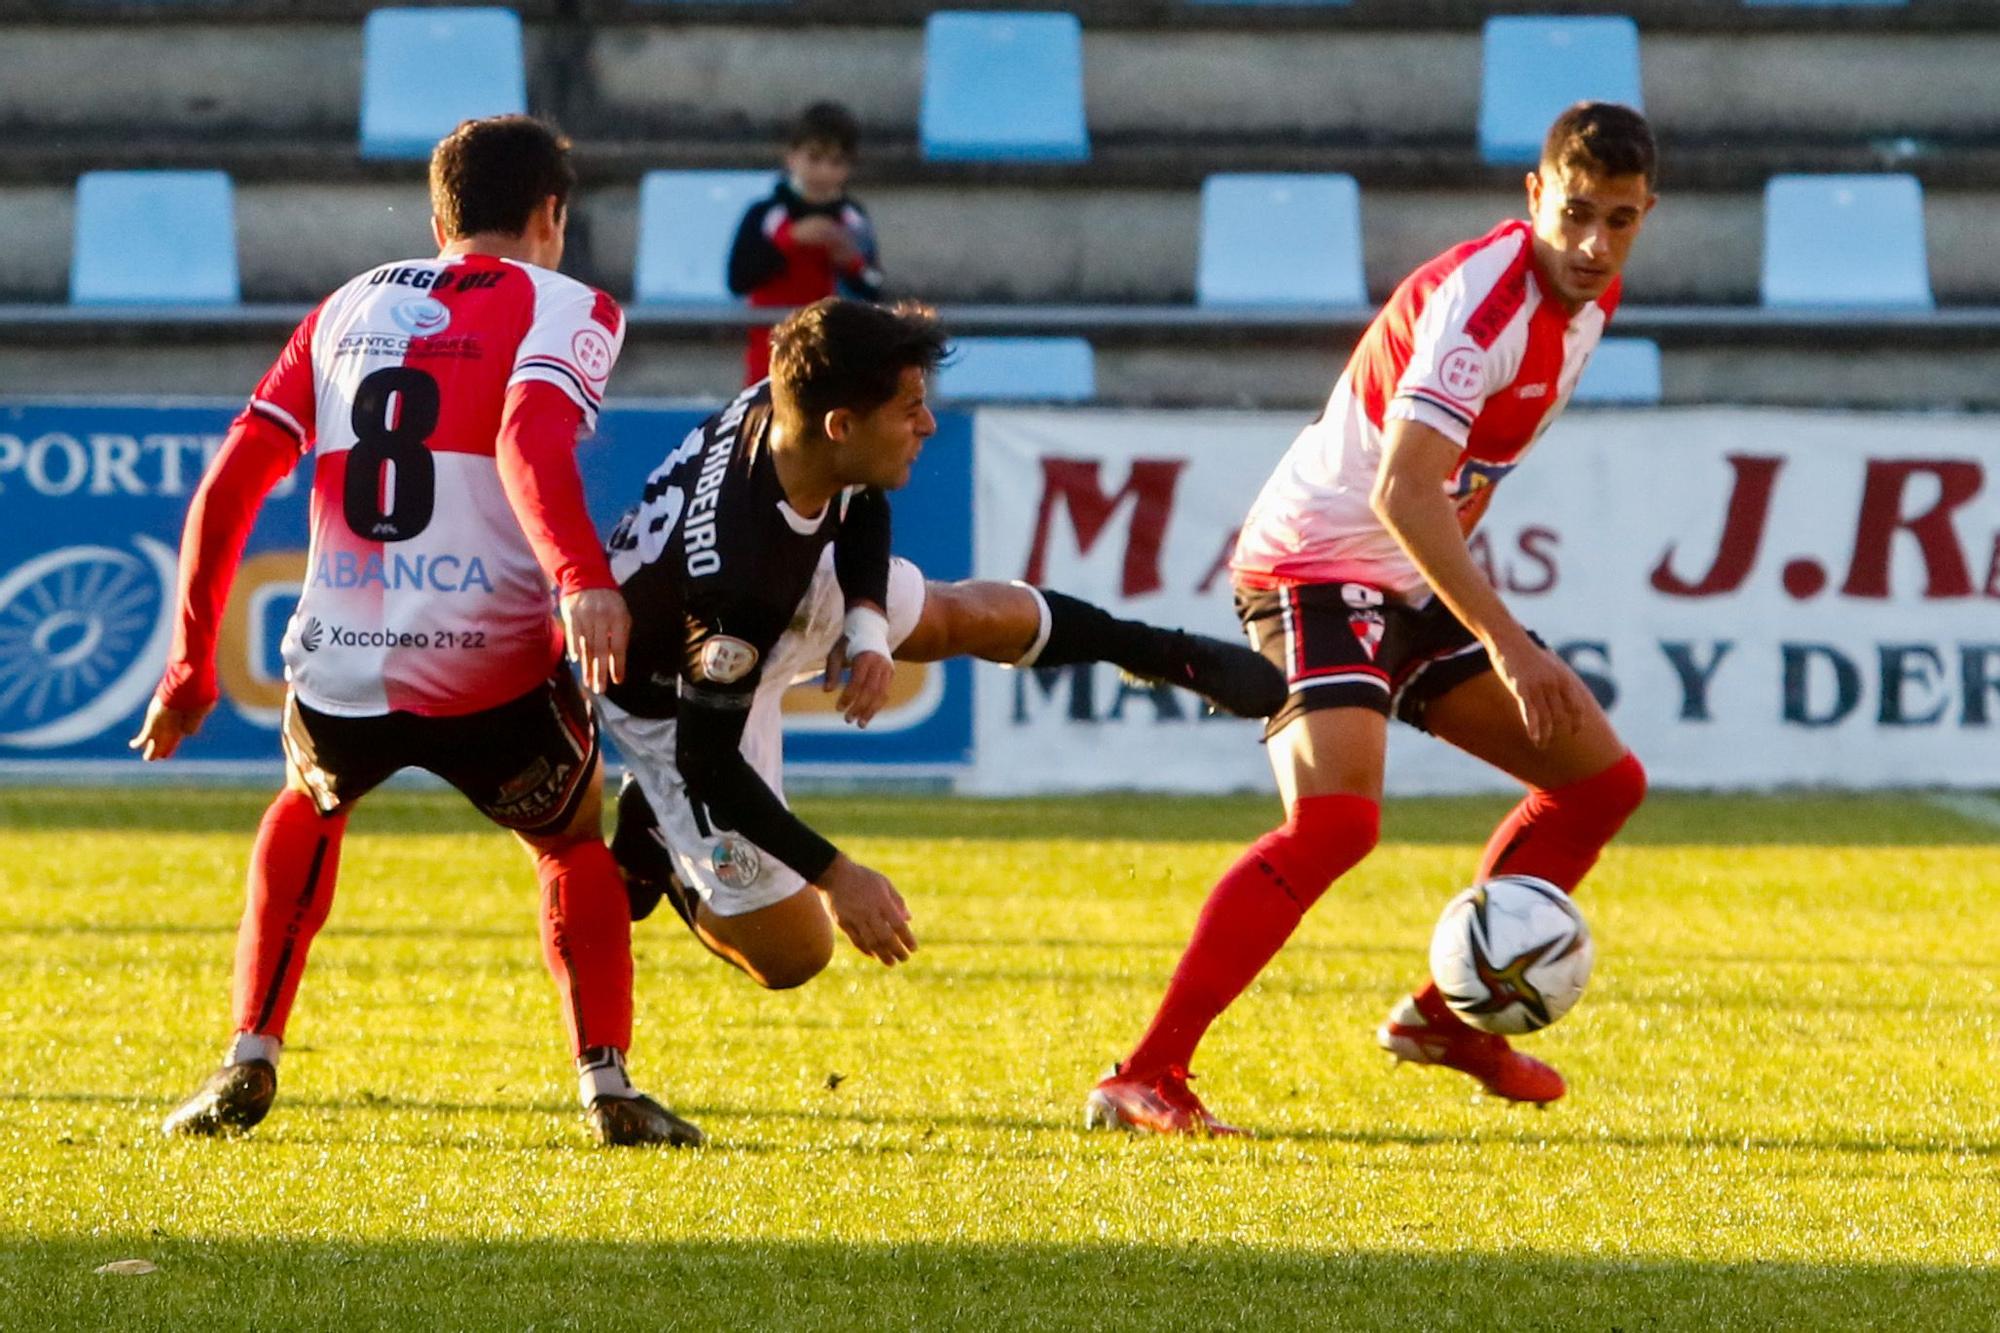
[[534, 838, 636, 1075], [1120, 794, 1380, 1079], [1013, 586, 1285, 719], [228, 788, 347, 1051]]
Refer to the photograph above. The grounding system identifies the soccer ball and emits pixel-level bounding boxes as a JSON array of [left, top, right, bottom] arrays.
[[1428, 875, 1594, 1036]]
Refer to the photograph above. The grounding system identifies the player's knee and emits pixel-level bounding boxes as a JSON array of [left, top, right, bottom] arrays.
[[1578, 751, 1647, 827], [1258, 793, 1381, 906], [745, 932, 834, 990]]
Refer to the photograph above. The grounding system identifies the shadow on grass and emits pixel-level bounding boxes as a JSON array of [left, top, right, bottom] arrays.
[[14, 1090, 2000, 1168], [4, 788, 1995, 847], [3, 1236, 1996, 1332]]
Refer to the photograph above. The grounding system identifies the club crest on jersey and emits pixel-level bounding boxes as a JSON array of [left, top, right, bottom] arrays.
[[389, 298, 452, 337], [698, 636, 759, 684], [1438, 346, 1483, 403], [571, 329, 613, 383]]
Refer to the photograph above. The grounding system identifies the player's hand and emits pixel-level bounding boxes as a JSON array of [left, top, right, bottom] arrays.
[[822, 638, 895, 728], [562, 588, 630, 695], [1492, 639, 1593, 749], [816, 854, 917, 967], [128, 693, 214, 762]]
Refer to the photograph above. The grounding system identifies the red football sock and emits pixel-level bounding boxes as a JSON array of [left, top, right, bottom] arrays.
[[1477, 751, 1648, 890], [1123, 794, 1380, 1079], [230, 788, 346, 1039], [1414, 752, 1648, 1029], [536, 838, 634, 1058]]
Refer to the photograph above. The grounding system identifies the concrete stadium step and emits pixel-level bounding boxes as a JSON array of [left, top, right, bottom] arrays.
[[4, 179, 1998, 306]]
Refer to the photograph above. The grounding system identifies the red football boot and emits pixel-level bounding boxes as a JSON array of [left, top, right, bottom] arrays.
[[1375, 994, 1566, 1105], [1084, 1064, 1246, 1136]]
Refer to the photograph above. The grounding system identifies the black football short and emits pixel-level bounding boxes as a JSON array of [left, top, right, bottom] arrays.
[[1236, 580, 1540, 739], [281, 667, 598, 835]]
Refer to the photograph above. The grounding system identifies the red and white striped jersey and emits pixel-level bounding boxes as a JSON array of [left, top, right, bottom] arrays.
[[251, 255, 625, 717], [1233, 219, 1618, 601]]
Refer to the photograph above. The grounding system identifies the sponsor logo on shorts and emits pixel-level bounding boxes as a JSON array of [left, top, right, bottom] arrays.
[[698, 636, 759, 684], [711, 835, 763, 889], [490, 755, 575, 826]]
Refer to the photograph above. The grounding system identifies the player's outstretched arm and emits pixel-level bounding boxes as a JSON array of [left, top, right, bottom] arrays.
[[130, 408, 304, 762], [1371, 418, 1593, 748]]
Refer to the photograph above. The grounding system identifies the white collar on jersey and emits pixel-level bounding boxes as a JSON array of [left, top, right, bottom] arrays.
[[776, 498, 830, 535]]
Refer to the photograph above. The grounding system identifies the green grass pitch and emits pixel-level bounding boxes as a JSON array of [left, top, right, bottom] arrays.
[[1, 786, 1997, 1330]]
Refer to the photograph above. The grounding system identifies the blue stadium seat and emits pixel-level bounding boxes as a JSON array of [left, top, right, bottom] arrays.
[[1573, 337, 1662, 405], [70, 170, 239, 306], [360, 8, 526, 161], [921, 12, 1089, 163], [1480, 17, 1643, 166], [1762, 174, 1933, 308], [934, 337, 1096, 402], [1198, 173, 1366, 308], [634, 171, 775, 304]]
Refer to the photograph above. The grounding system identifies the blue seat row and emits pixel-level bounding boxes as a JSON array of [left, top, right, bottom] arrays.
[[66, 165, 1938, 401]]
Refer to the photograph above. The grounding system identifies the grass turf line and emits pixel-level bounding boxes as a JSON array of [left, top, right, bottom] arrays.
[[1, 788, 1997, 1330]]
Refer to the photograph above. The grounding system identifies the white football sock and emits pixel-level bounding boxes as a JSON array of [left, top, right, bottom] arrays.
[[226, 1031, 281, 1068], [577, 1046, 638, 1107], [1008, 583, 1053, 668]]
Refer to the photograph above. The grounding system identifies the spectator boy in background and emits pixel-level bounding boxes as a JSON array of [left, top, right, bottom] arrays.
[[727, 101, 884, 386]]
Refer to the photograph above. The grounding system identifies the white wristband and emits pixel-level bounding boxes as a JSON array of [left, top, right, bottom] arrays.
[[843, 606, 891, 661]]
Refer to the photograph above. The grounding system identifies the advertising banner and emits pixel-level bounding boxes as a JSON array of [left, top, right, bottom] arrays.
[[971, 407, 2000, 795], [0, 401, 973, 777]]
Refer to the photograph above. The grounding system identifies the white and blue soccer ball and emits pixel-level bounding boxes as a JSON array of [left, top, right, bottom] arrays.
[[1428, 874, 1594, 1036]]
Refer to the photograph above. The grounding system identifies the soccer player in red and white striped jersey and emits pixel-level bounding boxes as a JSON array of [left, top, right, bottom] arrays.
[[133, 116, 699, 1147], [1089, 103, 1659, 1134]]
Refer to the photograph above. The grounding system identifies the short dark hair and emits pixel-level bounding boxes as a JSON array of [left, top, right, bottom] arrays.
[[788, 101, 861, 158], [429, 115, 576, 240], [1542, 102, 1657, 189], [770, 299, 949, 425]]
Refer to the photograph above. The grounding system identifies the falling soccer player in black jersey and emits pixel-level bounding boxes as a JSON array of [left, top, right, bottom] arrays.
[[595, 298, 1286, 992]]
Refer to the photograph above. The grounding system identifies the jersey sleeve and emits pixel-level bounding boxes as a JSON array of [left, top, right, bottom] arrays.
[[673, 589, 841, 883], [1384, 244, 1529, 448], [246, 306, 321, 449], [510, 281, 625, 430], [833, 486, 891, 610]]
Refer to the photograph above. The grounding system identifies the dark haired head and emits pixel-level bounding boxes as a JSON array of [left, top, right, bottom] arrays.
[[769, 299, 949, 428], [788, 101, 862, 158], [1542, 102, 1657, 189], [429, 115, 576, 240]]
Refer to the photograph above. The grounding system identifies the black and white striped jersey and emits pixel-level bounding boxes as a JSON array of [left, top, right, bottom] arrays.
[[600, 381, 887, 882]]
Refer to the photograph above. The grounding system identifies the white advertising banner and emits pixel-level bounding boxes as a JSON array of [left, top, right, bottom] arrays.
[[970, 407, 2000, 795]]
